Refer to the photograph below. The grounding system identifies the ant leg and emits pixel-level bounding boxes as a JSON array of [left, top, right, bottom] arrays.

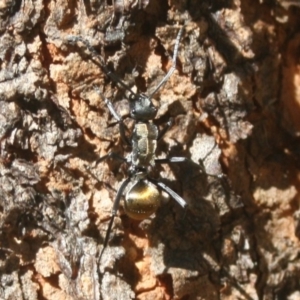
[[155, 157, 189, 164], [157, 118, 173, 141], [94, 86, 131, 146], [155, 157, 223, 179], [65, 35, 137, 98], [148, 178, 187, 209], [149, 27, 184, 98], [85, 152, 127, 182], [93, 151, 127, 167], [99, 176, 132, 260]]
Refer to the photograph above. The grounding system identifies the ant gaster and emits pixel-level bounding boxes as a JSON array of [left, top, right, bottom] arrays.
[[67, 27, 200, 258]]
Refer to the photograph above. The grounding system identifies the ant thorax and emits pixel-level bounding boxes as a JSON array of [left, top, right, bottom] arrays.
[[131, 122, 158, 169]]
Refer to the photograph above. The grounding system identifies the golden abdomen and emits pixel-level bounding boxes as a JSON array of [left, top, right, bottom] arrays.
[[124, 180, 161, 220]]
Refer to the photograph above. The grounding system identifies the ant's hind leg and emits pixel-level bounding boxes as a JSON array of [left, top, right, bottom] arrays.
[[99, 177, 131, 260], [155, 157, 223, 179], [148, 178, 187, 209], [84, 151, 127, 182]]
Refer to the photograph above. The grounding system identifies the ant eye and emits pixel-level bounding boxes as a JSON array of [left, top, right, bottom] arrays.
[[132, 109, 136, 114], [129, 94, 136, 101]]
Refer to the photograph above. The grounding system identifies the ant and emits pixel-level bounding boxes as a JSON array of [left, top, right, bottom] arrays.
[[66, 27, 219, 259]]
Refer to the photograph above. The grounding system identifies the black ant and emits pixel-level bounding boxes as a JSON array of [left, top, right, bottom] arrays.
[[66, 27, 219, 258]]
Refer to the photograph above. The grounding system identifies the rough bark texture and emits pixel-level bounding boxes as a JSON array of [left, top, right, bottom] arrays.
[[1, 0, 300, 299]]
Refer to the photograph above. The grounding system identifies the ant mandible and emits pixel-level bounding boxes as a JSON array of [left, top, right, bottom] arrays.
[[67, 27, 204, 258]]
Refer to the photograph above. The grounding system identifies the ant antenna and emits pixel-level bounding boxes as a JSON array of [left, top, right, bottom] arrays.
[[66, 35, 137, 99], [149, 26, 184, 99]]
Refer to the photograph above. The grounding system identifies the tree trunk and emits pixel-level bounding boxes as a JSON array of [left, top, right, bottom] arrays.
[[1, 0, 300, 299]]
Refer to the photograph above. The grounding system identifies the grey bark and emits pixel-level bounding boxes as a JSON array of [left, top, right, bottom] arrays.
[[0, 0, 300, 299]]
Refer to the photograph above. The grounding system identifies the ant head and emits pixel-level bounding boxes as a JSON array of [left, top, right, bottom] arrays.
[[129, 93, 157, 121]]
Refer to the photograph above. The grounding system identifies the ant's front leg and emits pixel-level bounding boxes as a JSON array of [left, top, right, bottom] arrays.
[[94, 86, 131, 146]]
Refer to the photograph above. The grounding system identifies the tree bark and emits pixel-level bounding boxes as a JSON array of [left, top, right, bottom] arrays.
[[1, 0, 300, 299]]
